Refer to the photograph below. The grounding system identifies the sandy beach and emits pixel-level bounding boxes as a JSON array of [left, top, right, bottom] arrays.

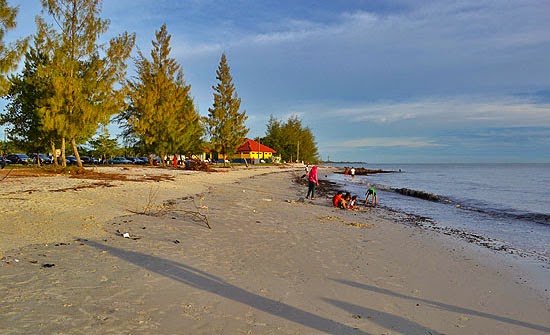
[[1, 165, 549, 334]]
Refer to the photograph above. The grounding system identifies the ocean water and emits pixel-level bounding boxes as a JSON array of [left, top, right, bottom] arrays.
[[326, 163, 550, 262]]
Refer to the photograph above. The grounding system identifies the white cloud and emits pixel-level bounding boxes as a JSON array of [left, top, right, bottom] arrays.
[[333, 137, 444, 149], [327, 96, 550, 127]]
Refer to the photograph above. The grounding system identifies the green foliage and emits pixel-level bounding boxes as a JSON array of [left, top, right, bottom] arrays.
[[36, 0, 135, 167], [86, 125, 120, 158], [1, 41, 54, 154], [263, 115, 319, 163], [206, 53, 248, 161], [121, 24, 203, 165], [0, 0, 29, 95]]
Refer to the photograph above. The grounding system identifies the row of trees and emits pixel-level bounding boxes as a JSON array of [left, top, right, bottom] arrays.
[[0, 0, 319, 168], [262, 115, 319, 163]]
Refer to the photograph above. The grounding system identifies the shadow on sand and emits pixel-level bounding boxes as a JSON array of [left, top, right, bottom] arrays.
[[84, 240, 369, 334], [331, 278, 550, 333], [323, 298, 442, 335]]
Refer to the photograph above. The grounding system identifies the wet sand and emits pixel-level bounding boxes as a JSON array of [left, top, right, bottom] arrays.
[[1, 166, 549, 334]]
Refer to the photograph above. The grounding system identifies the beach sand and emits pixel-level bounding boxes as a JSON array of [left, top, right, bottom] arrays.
[[1, 165, 549, 334]]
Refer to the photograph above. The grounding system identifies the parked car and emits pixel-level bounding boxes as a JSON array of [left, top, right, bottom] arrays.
[[81, 156, 99, 164], [139, 156, 162, 165], [6, 153, 32, 165], [126, 157, 146, 165], [57, 157, 70, 165], [107, 157, 132, 164], [66, 156, 78, 165], [30, 153, 53, 164]]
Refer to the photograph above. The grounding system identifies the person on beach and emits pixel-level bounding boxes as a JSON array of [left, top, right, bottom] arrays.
[[302, 163, 310, 178], [332, 191, 343, 207], [332, 191, 347, 209], [350, 167, 355, 177], [305, 165, 319, 200], [343, 192, 351, 204], [365, 187, 378, 207], [348, 195, 358, 209]]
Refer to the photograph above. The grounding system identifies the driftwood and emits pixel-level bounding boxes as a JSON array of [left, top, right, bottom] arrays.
[[128, 187, 211, 229], [170, 209, 211, 229]]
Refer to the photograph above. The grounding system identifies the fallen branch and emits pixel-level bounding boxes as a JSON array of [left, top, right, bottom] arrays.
[[171, 209, 211, 229]]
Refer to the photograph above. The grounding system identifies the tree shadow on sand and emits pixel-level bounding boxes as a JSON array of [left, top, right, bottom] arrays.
[[323, 298, 442, 335], [331, 278, 550, 333], [84, 240, 370, 334]]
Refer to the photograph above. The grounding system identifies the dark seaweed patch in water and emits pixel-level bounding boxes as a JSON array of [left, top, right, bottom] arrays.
[[393, 188, 441, 201], [383, 185, 550, 227]]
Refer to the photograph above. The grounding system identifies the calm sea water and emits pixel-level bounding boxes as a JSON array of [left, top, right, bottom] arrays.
[[327, 163, 550, 262]]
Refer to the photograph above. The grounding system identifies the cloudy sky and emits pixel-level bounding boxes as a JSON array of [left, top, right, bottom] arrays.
[[5, 0, 550, 163]]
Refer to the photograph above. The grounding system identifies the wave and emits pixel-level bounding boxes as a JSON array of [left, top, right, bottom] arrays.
[[375, 185, 550, 226]]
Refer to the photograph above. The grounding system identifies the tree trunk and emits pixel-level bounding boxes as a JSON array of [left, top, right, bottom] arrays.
[[72, 137, 83, 169], [160, 151, 166, 167], [61, 137, 67, 168], [50, 140, 58, 168]]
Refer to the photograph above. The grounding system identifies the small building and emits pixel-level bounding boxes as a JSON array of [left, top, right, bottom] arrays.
[[236, 138, 276, 162]]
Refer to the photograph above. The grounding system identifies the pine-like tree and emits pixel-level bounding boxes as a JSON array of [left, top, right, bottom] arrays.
[[87, 125, 119, 161], [123, 24, 203, 166], [0, 0, 29, 95], [1, 39, 58, 161], [36, 0, 135, 168], [206, 53, 248, 164], [262, 115, 283, 156]]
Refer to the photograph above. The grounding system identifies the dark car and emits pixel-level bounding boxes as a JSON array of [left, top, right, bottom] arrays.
[[30, 153, 53, 164], [126, 157, 146, 165], [107, 157, 132, 164], [139, 156, 162, 165], [81, 156, 99, 165], [6, 153, 32, 165], [66, 156, 78, 165]]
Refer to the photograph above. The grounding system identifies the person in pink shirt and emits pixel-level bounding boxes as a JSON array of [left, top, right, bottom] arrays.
[[305, 165, 319, 200]]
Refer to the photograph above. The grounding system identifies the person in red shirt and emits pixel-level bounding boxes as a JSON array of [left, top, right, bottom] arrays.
[[305, 165, 319, 200], [332, 191, 346, 208]]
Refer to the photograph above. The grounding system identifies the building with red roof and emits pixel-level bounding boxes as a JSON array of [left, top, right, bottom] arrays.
[[236, 138, 276, 162]]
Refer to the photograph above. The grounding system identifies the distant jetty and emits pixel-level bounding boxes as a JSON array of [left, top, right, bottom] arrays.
[[338, 167, 398, 175]]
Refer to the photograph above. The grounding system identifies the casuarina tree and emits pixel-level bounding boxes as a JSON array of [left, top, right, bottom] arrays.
[[35, 0, 135, 168], [0, 0, 29, 95], [122, 24, 203, 166], [1, 38, 58, 163], [206, 53, 248, 165]]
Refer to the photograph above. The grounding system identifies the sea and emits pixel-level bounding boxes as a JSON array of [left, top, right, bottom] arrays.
[[326, 163, 550, 263]]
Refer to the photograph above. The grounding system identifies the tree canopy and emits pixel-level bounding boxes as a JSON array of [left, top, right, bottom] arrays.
[[35, 0, 135, 167], [120, 23, 203, 165], [1, 39, 56, 157], [0, 0, 29, 95], [206, 53, 248, 162], [263, 115, 319, 163]]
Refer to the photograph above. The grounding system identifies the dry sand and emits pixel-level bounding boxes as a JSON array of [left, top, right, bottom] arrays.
[[1, 165, 549, 334]]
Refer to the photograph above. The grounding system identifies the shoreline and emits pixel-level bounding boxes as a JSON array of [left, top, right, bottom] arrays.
[[299, 168, 550, 300], [1, 166, 549, 334]]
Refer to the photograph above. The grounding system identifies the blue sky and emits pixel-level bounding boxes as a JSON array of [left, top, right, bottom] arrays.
[[4, 0, 550, 163]]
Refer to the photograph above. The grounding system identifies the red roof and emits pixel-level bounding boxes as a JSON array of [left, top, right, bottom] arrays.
[[236, 138, 276, 153]]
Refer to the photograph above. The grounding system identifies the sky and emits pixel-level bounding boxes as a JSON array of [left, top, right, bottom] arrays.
[[3, 0, 550, 163]]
